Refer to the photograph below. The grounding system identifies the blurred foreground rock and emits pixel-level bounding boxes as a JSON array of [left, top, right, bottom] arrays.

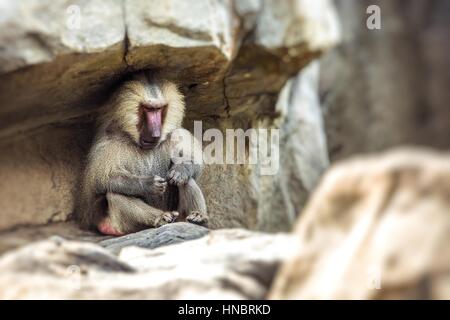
[[0, 221, 104, 255], [270, 148, 450, 299], [0, 226, 295, 299]]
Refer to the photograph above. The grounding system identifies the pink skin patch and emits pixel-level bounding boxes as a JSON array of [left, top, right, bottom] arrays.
[[145, 109, 162, 138], [140, 109, 163, 149], [97, 218, 124, 236]]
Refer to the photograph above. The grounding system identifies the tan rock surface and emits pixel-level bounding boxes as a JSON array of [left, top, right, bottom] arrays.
[[0, 227, 295, 299], [270, 149, 450, 299], [321, 0, 450, 160]]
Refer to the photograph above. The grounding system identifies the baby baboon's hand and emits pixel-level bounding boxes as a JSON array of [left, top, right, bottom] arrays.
[[148, 175, 167, 195], [155, 211, 179, 227], [186, 211, 208, 227], [167, 164, 190, 186]]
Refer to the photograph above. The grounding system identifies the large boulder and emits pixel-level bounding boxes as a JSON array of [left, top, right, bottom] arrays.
[[270, 149, 450, 299], [0, 0, 339, 231]]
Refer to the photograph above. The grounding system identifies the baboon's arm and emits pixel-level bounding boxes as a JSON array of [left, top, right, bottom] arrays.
[[101, 174, 166, 197]]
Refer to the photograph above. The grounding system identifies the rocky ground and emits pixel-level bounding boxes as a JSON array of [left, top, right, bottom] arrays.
[[0, 224, 295, 299]]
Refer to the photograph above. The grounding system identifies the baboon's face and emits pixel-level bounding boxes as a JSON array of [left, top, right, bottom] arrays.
[[112, 72, 185, 150], [136, 87, 168, 150]]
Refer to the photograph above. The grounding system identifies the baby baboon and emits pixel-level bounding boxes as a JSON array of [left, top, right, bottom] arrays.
[[76, 71, 207, 235]]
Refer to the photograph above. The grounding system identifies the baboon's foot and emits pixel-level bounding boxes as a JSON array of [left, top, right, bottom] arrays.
[[155, 211, 179, 227], [186, 211, 208, 227]]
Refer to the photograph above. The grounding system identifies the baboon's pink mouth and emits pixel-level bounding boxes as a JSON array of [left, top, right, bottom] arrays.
[[144, 108, 162, 138], [140, 108, 163, 149]]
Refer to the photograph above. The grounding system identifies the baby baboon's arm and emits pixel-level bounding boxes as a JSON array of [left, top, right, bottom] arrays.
[[103, 174, 167, 197], [178, 178, 208, 226], [167, 163, 201, 186], [167, 128, 203, 186]]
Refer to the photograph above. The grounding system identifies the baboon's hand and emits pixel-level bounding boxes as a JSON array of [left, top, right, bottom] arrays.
[[155, 211, 179, 227], [167, 164, 191, 186], [148, 175, 167, 195]]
